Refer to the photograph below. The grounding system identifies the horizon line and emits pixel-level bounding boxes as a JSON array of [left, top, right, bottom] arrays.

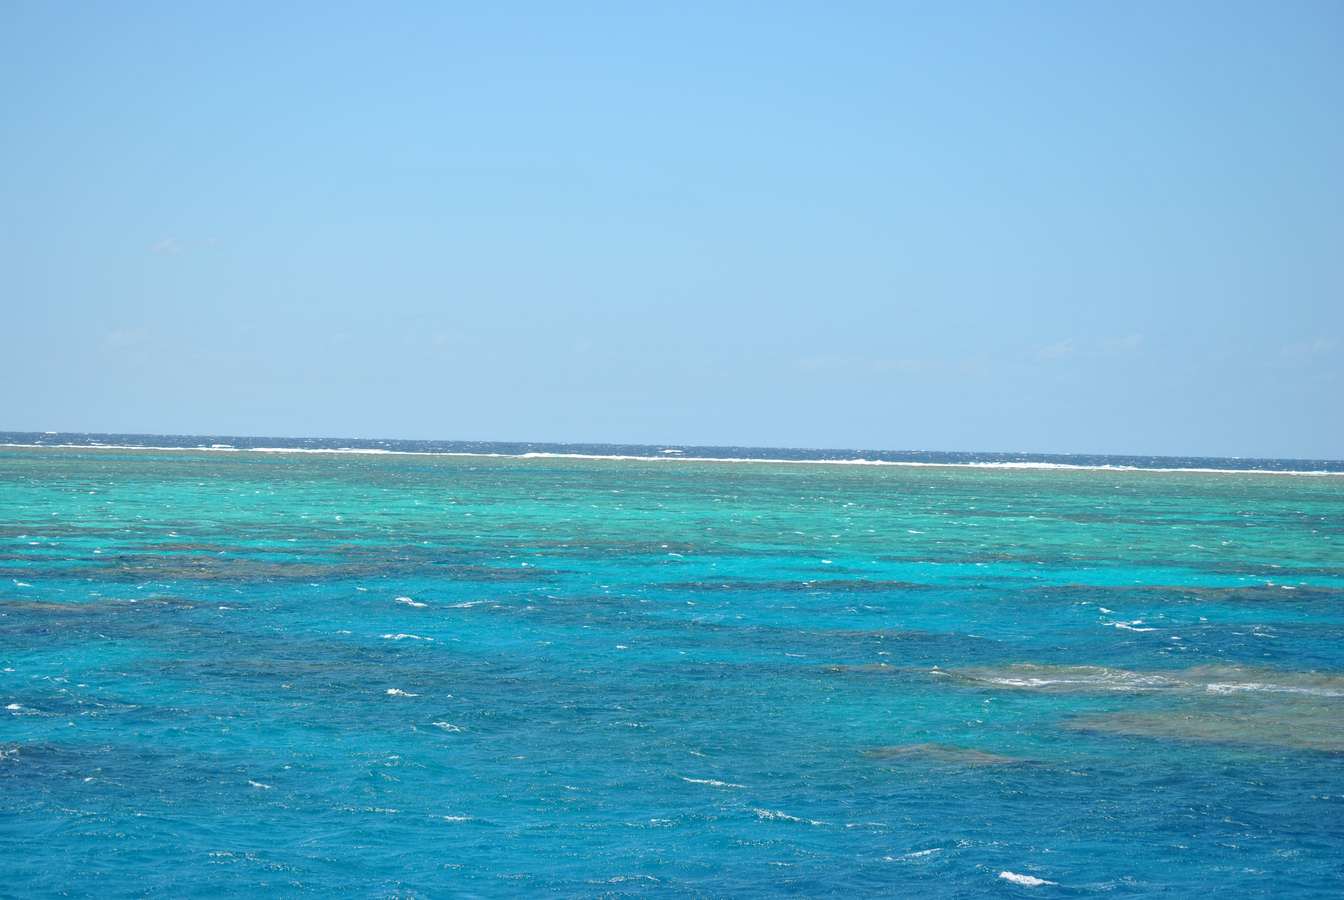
[[2, 429, 1341, 470]]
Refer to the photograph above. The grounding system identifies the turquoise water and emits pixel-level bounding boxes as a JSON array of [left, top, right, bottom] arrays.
[[2, 445, 1343, 896]]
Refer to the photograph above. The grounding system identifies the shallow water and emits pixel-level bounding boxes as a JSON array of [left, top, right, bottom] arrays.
[[2, 445, 1342, 896]]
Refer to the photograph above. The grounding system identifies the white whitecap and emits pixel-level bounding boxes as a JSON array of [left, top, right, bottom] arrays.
[[901, 848, 942, 859], [753, 808, 824, 825], [681, 776, 744, 788]]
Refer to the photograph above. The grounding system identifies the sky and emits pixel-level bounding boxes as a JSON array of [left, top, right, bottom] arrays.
[[2, 2, 1341, 458]]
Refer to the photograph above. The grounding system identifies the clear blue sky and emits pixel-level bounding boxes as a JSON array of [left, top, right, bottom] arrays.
[[3, 2, 1341, 457]]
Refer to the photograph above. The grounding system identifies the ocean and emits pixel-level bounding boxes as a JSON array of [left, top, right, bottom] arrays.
[[2, 434, 1342, 896]]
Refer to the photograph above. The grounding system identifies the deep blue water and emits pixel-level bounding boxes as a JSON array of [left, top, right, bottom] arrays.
[[2, 438, 1342, 896]]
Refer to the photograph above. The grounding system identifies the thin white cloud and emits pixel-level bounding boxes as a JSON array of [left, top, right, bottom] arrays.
[[1035, 338, 1077, 361], [1103, 333, 1144, 353], [797, 355, 925, 374], [1036, 335, 1144, 362], [1282, 337, 1338, 358]]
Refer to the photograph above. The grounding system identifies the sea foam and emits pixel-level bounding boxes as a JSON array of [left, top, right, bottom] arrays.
[[681, 776, 744, 788], [999, 871, 1056, 886]]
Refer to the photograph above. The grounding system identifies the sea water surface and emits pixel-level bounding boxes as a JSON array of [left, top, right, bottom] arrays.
[[2, 437, 1342, 896]]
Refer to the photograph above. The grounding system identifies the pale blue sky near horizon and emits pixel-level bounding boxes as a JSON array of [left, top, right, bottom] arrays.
[[2, 2, 1341, 458]]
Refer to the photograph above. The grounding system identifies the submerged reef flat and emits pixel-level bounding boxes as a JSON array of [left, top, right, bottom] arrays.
[[937, 663, 1344, 753], [1, 442, 1342, 895], [1064, 706, 1344, 754], [940, 663, 1344, 697]]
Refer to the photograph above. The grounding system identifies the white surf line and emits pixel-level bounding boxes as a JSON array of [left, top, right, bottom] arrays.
[[3, 443, 1339, 477]]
